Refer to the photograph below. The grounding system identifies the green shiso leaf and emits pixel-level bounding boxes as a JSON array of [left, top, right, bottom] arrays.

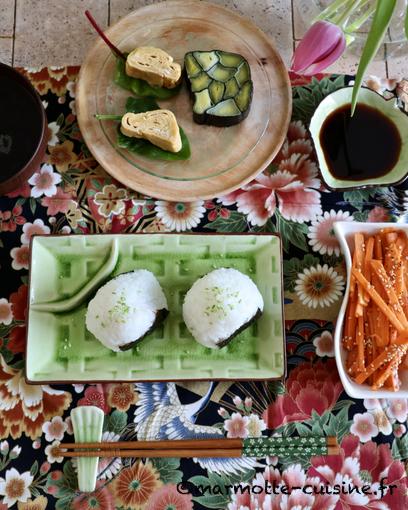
[[117, 97, 191, 161], [125, 96, 162, 113], [114, 56, 181, 99], [351, 0, 397, 115]]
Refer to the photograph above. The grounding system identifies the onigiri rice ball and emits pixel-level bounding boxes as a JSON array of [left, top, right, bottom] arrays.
[[182, 268, 264, 349], [85, 269, 168, 351]]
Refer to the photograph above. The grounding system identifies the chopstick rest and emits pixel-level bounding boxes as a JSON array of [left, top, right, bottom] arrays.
[[71, 405, 104, 492]]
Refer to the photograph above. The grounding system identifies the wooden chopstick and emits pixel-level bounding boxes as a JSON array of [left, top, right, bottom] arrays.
[[60, 436, 338, 451], [58, 448, 243, 458], [57, 446, 341, 459], [60, 438, 243, 451], [56, 436, 339, 458]]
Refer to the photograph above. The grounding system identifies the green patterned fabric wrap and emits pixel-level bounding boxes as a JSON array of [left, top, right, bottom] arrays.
[[71, 406, 104, 492], [243, 436, 328, 457]]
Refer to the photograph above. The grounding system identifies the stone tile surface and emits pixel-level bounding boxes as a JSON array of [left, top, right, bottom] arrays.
[[387, 45, 408, 79], [292, 0, 315, 40], [0, 36, 12, 65], [13, 0, 108, 67], [109, 0, 158, 24], [110, 0, 294, 65], [1, 0, 403, 78], [326, 49, 387, 77], [0, 0, 15, 37]]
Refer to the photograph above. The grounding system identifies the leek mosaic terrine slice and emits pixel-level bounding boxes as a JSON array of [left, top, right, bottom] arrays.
[[184, 50, 253, 127]]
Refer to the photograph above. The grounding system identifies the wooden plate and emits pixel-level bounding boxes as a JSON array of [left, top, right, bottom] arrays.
[[76, 0, 291, 201]]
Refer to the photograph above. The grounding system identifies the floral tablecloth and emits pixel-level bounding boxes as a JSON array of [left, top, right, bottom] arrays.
[[1, 67, 408, 510]]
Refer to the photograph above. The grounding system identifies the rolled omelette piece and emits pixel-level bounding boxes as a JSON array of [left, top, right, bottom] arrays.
[[120, 110, 182, 153], [126, 46, 182, 88]]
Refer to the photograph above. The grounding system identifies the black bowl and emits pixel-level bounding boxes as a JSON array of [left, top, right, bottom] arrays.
[[0, 63, 47, 195]]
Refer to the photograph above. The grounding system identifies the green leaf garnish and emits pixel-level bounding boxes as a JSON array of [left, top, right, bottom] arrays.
[[114, 56, 181, 99], [351, 0, 397, 115], [116, 97, 191, 161]]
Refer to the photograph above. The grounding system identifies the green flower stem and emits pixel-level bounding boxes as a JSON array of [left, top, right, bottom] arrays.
[[0, 458, 11, 471], [334, 0, 365, 27], [405, 4, 408, 38], [351, 0, 398, 115], [314, 0, 352, 22], [345, 2, 376, 33], [95, 114, 122, 121]]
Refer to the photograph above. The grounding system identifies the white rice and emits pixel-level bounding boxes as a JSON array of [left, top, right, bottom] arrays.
[[182, 268, 264, 349], [85, 269, 168, 351]]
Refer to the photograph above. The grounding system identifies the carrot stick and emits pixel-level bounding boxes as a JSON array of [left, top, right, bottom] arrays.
[[354, 346, 399, 384], [373, 355, 402, 390], [370, 260, 408, 330], [370, 270, 389, 347], [363, 237, 374, 304], [366, 307, 375, 385], [354, 233, 366, 315], [346, 348, 359, 377], [352, 269, 406, 333], [350, 234, 360, 299], [391, 337, 408, 345], [356, 315, 365, 372], [343, 295, 357, 350], [374, 234, 383, 260]]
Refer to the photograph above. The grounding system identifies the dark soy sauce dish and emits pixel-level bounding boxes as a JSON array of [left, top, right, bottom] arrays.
[[309, 87, 408, 191], [320, 103, 402, 182], [0, 63, 47, 194]]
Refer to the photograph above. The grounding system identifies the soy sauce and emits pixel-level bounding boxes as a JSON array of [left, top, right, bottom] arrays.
[[0, 71, 43, 182], [319, 103, 401, 181]]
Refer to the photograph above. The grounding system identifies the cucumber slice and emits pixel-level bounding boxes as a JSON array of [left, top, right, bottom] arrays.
[[224, 78, 239, 99], [190, 72, 212, 92], [184, 53, 201, 77], [217, 51, 244, 68], [207, 64, 235, 82], [235, 62, 251, 86], [206, 98, 241, 117], [193, 89, 212, 114], [209, 81, 225, 104], [235, 81, 253, 112], [193, 51, 219, 71], [185, 49, 253, 126]]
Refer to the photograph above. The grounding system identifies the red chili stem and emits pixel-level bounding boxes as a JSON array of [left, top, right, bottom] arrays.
[[85, 10, 126, 61]]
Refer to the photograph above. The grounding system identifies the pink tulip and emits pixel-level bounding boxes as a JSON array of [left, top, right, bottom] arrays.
[[291, 20, 346, 76]]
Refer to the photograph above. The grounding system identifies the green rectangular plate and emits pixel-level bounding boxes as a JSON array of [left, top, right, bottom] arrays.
[[26, 233, 285, 383]]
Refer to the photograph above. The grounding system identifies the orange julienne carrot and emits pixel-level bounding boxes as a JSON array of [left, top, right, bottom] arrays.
[[343, 294, 357, 351], [370, 260, 408, 330], [354, 233, 366, 316], [352, 268, 406, 333], [354, 345, 400, 384], [345, 229, 408, 391], [363, 237, 374, 305], [356, 315, 365, 372], [372, 347, 406, 390], [374, 234, 383, 259]]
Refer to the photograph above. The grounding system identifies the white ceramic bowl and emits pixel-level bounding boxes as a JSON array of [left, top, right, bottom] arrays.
[[333, 221, 408, 399]]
